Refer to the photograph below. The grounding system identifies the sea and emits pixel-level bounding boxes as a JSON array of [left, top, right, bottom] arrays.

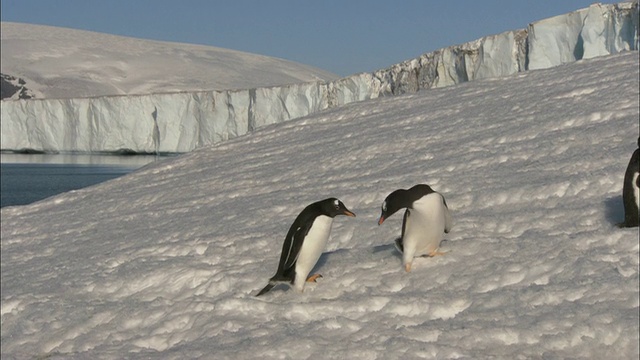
[[0, 153, 169, 208]]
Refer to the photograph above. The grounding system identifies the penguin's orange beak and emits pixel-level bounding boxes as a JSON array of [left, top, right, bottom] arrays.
[[378, 216, 385, 225], [343, 209, 356, 217]]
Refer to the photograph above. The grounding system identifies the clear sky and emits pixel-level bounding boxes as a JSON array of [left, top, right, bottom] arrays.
[[1, 0, 611, 76]]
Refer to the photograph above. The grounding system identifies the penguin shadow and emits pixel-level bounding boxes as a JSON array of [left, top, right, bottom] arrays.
[[266, 283, 293, 295], [258, 249, 355, 296], [604, 195, 625, 227], [372, 242, 401, 260], [372, 238, 452, 259], [312, 248, 351, 276]]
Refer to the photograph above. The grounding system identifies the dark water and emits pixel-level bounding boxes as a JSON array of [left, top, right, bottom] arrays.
[[1, 154, 163, 208]]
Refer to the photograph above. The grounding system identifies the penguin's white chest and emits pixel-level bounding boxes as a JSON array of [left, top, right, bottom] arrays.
[[294, 215, 333, 288], [404, 193, 447, 256]]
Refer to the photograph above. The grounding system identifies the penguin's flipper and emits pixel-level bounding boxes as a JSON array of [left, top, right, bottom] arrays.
[[306, 274, 323, 282], [282, 221, 314, 270], [442, 195, 453, 234], [394, 237, 404, 254], [401, 210, 408, 239], [256, 283, 276, 297], [392, 210, 409, 255]]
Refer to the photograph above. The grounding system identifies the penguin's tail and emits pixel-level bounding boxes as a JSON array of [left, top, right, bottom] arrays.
[[256, 283, 276, 297]]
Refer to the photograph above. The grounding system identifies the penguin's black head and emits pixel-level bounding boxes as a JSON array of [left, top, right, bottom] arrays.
[[378, 189, 407, 225], [378, 184, 435, 225], [319, 198, 356, 218]]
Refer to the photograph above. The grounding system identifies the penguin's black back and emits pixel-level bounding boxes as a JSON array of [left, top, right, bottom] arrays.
[[407, 184, 437, 205], [385, 184, 436, 215], [622, 139, 640, 227]]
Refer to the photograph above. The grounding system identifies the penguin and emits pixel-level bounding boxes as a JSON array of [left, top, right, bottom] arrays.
[[256, 198, 356, 296], [621, 137, 639, 227], [378, 184, 452, 272]]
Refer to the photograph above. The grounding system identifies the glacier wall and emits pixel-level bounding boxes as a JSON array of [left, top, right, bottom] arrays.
[[1, 1, 638, 154]]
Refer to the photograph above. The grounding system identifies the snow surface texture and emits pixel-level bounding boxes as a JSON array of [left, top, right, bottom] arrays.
[[0, 22, 338, 99], [1, 2, 638, 154], [1, 52, 638, 359]]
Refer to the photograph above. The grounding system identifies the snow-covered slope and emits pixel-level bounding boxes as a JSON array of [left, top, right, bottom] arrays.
[[1, 2, 637, 154], [0, 22, 338, 99], [1, 52, 638, 359]]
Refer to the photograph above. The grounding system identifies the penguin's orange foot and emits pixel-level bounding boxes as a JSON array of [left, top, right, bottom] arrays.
[[428, 249, 449, 257], [306, 274, 323, 282], [404, 263, 412, 272]]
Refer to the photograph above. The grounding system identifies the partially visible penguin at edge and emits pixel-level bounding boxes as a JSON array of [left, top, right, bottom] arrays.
[[621, 136, 639, 228]]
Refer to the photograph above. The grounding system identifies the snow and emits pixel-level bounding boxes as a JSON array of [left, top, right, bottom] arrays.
[[0, 22, 338, 99], [2, 2, 638, 154], [1, 51, 638, 359]]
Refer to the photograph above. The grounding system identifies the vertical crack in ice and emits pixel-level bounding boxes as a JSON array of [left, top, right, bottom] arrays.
[[151, 105, 160, 155]]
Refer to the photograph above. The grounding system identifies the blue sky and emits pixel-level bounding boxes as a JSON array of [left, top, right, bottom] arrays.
[[1, 0, 608, 76]]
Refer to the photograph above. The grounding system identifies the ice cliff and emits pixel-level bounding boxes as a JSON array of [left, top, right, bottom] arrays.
[[1, 1, 638, 154]]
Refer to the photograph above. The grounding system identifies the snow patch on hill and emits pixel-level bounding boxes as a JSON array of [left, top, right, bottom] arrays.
[[0, 22, 338, 99]]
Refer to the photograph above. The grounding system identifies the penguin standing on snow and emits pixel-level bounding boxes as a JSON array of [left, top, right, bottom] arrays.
[[621, 137, 639, 227], [378, 184, 452, 272], [256, 198, 356, 296]]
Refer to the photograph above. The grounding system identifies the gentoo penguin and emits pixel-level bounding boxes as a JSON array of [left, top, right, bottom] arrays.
[[622, 137, 639, 227], [256, 198, 356, 296], [378, 184, 452, 272]]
